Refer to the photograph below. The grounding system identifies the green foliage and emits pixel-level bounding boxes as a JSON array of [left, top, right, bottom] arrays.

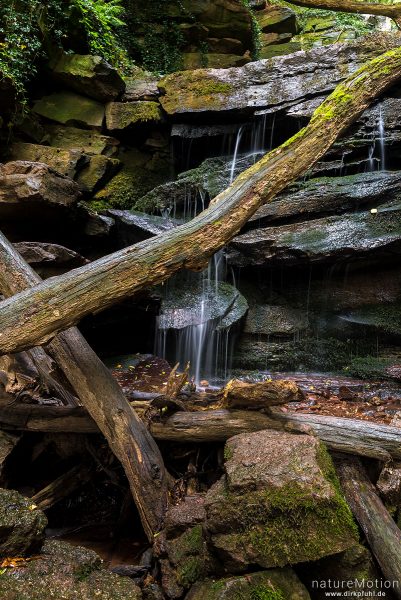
[[124, 0, 188, 74], [72, 0, 130, 71], [345, 356, 392, 380], [0, 0, 46, 98], [0, 0, 131, 103]]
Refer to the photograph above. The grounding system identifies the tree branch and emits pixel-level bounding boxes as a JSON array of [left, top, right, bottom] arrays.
[[285, 0, 401, 28]]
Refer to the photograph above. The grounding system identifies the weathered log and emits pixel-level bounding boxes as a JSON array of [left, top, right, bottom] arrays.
[[222, 378, 303, 409], [269, 408, 401, 461], [1, 44, 401, 355], [2, 403, 401, 461], [31, 464, 93, 510], [337, 457, 401, 597], [0, 232, 168, 541], [287, 0, 401, 27]]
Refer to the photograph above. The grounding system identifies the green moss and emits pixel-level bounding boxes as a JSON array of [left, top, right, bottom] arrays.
[[224, 444, 234, 462], [159, 72, 233, 113], [249, 587, 285, 600], [177, 555, 206, 587], [216, 442, 357, 567]]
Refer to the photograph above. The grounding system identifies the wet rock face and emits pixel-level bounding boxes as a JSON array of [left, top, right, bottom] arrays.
[[204, 430, 357, 570], [185, 568, 311, 599], [0, 488, 47, 557], [158, 41, 392, 117], [14, 242, 89, 277], [107, 209, 178, 246], [157, 280, 248, 331], [229, 201, 401, 267], [0, 161, 81, 221], [249, 171, 401, 227], [244, 305, 309, 336], [0, 539, 142, 600], [49, 52, 125, 102]]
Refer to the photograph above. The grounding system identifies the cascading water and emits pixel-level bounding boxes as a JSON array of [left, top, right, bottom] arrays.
[[155, 117, 272, 383], [378, 102, 386, 171]]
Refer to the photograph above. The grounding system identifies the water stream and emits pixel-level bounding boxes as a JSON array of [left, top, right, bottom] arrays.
[[155, 118, 271, 383]]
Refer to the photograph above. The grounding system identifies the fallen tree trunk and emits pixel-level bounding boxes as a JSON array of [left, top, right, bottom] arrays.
[[286, 0, 401, 27], [1, 43, 401, 355], [0, 233, 168, 541], [2, 403, 401, 460], [336, 457, 401, 598]]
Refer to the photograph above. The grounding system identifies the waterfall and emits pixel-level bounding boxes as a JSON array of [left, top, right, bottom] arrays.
[[155, 251, 234, 385], [155, 116, 271, 384], [378, 102, 386, 171], [229, 125, 244, 184]]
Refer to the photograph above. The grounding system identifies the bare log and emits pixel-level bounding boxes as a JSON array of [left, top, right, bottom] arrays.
[[0, 232, 168, 541], [1, 44, 401, 354], [337, 457, 401, 597], [2, 403, 401, 461], [286, 0, 401, 27]]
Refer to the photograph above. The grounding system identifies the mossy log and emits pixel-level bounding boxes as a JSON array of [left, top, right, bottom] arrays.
[[0, 232, 168, 542], [2, 404, 401, 461], [287, 0, 401, 27], [337, 457, 401, 598], [1, 46, 401, 354]]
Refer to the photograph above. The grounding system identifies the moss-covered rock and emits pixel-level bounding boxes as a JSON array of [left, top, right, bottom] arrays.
[[205, 431, 358, 570], [105, 101, 161, 131], [33, 91, 105, 128], [185, 568, 310, 599], [76, 155, 121, 193], [255, 6, 297, 34], [10, 142, 86, 179], [0, 488, 47, 558], [0, 539, 142, 599], [46, 125, 119, 157], [93, 148, 171, 210], [49, 52, 125, 102]]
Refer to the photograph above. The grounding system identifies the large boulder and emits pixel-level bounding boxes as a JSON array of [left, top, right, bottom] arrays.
[[229, 201, 401, 267], [45, 125, 119, 157], [157, 279, 248, 331], [105, 101, 162, 131], [205, 430, 358, 570], [49, 52, 125, 102], [0, 161, 80, 221], [10, 142, 87, 179], [186, 569, 310, 599], [0, 539, 142, 600], [33, 91, 105, 128], [0, 488, 47, 557], [158, 40, 394, 117]]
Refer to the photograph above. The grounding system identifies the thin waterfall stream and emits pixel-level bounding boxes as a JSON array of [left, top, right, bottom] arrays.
[[154, 118, 271, 383]]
